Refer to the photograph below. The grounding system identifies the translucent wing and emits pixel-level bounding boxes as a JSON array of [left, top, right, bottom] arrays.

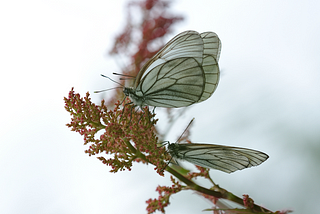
[[167, 143, 269, 173], [134, 57, 205, 107], [124, 30, 221, 108], [200, 32, 221, 62], [134, 30, 204, 87], [198, 32, 221, 102]]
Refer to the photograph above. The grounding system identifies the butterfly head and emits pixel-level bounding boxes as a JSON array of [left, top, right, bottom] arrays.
[[167, 143, 181, 158], [123, 87, 145, 107], [123, 87, 134, 96]]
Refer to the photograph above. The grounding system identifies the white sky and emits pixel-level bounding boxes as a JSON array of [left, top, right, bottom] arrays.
[[1, 0, 320, 213]]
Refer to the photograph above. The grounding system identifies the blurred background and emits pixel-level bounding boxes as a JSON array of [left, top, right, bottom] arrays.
[[1, 0, 320, 213]]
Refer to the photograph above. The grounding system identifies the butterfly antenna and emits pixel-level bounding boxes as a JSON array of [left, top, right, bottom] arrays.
[[176, 118, 195, 143], [94, 86, 122, 93], [113, 72, 135, 77], [113, 72, 136, 81], [100, 74, 125, 87]]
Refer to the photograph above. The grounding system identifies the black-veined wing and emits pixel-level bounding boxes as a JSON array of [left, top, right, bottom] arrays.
[[135, 31, 204, 85], [200, 32, 221, 62], [167, 143, 269, 173], [123, 30, 221, 108], [198, 32, 221, 102]]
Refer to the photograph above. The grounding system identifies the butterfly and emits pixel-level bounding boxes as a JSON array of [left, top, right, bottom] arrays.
[[167, 142, 269, 173], [123, 30, 221, 108], [164, 119, 269, 173]]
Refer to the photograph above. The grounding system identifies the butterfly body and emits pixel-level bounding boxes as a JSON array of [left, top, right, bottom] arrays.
[[124, 30, 221, 108], [167, 143, 269, 173]]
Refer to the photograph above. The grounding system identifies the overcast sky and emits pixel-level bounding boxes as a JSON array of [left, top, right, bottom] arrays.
[[1, 0, 320, 213]]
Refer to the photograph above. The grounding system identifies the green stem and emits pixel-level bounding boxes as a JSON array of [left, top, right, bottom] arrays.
[[166, 166, 223, 198], [166, 166, 272, 213], [122, 137, 150, 163], [123, 138, 137, 154]]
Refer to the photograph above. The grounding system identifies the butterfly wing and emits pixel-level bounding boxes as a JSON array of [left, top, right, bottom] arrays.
[[135, 57, 205, 107], [200, 32, 221, 62], [130, 31, 221, 108], [198, 32, 221, 102], [134, 30, 204, 87], [168, 143, 268, 173]]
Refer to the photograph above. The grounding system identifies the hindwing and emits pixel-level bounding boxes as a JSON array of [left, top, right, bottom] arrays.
[[198, 32, 221, 102], [135, 58, 205, 107]]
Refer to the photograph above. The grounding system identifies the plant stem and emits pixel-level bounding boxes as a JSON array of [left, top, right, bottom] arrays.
[[166, 166, 272, 213]]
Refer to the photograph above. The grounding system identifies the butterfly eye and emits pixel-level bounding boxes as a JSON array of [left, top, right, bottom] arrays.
[[124, 30, 221, 108]]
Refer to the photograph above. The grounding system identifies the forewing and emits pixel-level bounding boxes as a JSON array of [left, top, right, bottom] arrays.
[[172, 143, 268, 173], [134, 31, 204, 87], [200, 32, 222, 61], [135, 58, 205, 107]]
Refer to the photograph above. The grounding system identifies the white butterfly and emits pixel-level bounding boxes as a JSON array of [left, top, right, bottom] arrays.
[[167, 142, 269, 173], [123, 30, 221, 108]]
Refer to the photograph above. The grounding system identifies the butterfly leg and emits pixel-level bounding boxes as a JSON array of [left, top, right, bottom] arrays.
[[120, 101, 133, 121], [128, 104, 136, 124]]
